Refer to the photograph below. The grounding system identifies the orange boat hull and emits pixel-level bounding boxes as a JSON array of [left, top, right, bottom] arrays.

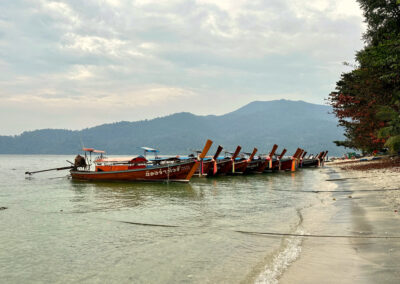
[[70, 161, 197, 182]]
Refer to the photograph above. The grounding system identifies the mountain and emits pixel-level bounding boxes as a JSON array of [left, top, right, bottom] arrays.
[[0, 100, 345, 156]]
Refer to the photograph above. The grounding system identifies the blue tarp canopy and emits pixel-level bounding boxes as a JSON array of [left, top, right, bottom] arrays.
[[141, 147, 159, 153]]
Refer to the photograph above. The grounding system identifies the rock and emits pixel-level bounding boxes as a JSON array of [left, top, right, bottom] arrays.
[[0, 206, 8, 210]]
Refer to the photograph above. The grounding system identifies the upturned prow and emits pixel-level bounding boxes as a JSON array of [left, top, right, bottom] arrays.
[[213, 145, 224, 160], [199, 139, 213, 159], [185, 139, 213, 181], [278, 149, 287, 160], [269, 144, 278, 157], [249, 148, 258, 161], [232, 146, 242, 159], [292, 148, 303, 159]]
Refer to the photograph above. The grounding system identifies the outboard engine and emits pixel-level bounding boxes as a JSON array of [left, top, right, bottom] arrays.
[[74, 155, 87, 169]]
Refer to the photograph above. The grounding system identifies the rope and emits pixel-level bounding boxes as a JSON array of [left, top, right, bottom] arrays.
[[117, 221, 400, 239], [326, 174, 400, 181], [269, 187, 400, 193], [235, 230, 400, 239], [118, 220, 180, 228]]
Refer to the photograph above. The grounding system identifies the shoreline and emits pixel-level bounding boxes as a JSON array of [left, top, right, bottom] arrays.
[[279, 162, 400, 283]]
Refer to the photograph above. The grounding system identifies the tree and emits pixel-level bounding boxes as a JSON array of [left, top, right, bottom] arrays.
[[329, 0, 400, 154]]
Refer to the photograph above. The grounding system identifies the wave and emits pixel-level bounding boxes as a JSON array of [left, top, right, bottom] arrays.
[[254, 210, 304, 284]]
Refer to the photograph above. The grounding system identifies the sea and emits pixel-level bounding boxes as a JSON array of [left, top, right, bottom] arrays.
[[0, 155, 334, 283]]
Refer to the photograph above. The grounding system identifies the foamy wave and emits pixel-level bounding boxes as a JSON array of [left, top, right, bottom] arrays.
[[254, 228, 304, 284]]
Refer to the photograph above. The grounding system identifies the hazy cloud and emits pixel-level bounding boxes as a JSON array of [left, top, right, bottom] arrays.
[[0, 0, 365, 134]]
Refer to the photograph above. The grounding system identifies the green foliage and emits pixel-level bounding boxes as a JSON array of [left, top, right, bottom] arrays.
[[357, 0, 400, 45], [333, 140, 357, 149], [376, 106, 398, 121], [385, 135, 400, 153], [329, 0, 400, 154], [377, 104, 400, 153]]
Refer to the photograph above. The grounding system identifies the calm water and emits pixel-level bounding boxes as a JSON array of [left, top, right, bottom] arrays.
[[0, 155, 331, 283]]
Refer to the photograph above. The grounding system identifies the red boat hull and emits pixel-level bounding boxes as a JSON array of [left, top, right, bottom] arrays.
[[244, 159, 263, 173], [254, 158, 269, 173], [196, 160, 216, 176], [280, 159, 295, 171], [268, 159, 294, 171], [215, 159, 233, 175], [230, 160, 248, 174], [70, 160, 197, 182]]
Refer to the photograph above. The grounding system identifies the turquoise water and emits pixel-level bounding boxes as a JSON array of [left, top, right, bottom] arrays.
[[0, 155, 328, 283]]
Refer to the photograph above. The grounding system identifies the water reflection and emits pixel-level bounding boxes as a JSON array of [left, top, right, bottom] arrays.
[[68, 180, 199, 212]]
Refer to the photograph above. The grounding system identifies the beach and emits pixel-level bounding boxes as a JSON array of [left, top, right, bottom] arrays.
[[280, 158, 400, 283]]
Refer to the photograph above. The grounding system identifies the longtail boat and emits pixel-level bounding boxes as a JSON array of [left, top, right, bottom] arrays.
[[69, 140, 213, 182], [230, 156, 248, 174], [299, 150, 308, 167], [243, 148, 261, 174], [270, 148, 303, 172], [269, 148, 287, 171], [255, 144, 279, 173], [211, 146, 242, 176], [224, 148, 256, 175], [223, 146, 250, 175], [301, 151, 326, 168], [197, 145, 223, 176], [320, 150, 328, 166], [279, 148, 303, 171]]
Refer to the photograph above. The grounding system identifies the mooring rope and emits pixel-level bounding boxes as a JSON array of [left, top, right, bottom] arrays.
[[117, 222, 400, 239], [269, 187, 400, 193], [235, 230, 400, 239], [117, 220, 180, 228], [326, 174, 399, 181]]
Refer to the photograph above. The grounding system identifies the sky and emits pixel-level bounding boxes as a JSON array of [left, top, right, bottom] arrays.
[[0, 0, 365, 135]]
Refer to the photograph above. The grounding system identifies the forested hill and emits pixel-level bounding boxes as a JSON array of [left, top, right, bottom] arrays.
[[0, 100, 345, 156]]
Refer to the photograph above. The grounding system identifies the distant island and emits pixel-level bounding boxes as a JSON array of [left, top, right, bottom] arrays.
[[0, 100, 345, 156]]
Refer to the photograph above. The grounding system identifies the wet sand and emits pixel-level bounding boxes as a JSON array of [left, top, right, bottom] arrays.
[[280, 164, 400, 284]]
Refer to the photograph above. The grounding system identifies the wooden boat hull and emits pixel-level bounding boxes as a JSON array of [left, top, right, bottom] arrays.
[[70, 160, 197, 182], [266, 159, 294, 171], [280, 159, 294, 171], [301, 159, 319, 168], [196, 160, 217, 176], [225, 159, 248, 174], [207, 159, 232, 176], [266, 159, 280, 171], [244, 159, 263, 173], [256, 158, 270, 173], [216, 159, 233, 175]]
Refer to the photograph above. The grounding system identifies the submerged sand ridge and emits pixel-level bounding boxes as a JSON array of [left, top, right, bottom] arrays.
[[279, 160, 400, 284]]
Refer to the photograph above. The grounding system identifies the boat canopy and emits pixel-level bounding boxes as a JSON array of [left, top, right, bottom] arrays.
[[95, 156, 147, 163], [140, 147, 159, 153], [82, 148, 105, 154]]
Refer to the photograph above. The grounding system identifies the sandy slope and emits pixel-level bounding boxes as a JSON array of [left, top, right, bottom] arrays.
[[279, 161, 400, 284]]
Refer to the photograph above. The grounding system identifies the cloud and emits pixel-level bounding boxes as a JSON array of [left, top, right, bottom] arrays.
[[0, 0, 365, 135]]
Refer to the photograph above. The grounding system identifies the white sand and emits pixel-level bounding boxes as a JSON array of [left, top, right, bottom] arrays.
[[279, 162, 400, 284]]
